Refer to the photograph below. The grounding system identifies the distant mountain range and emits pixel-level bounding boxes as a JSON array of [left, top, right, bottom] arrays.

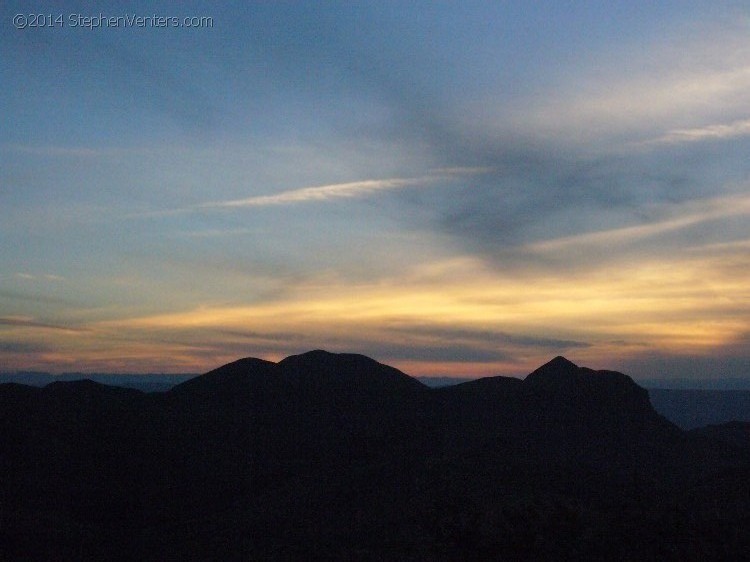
[[4, 369, 750, 430], [0, 372, 196, 392], [2, 351, 749, 560], [8, 371, 750, 391]]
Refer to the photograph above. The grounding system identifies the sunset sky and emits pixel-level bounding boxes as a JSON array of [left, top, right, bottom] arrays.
[[2, 1, 749, 382]]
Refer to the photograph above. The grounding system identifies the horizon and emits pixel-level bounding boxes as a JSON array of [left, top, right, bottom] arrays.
[[3, 350, 750, 391], [2, 2, 749, 381]]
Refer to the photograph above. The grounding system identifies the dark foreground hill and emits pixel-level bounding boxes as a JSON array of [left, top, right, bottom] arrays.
[[1, 351, 749, 560]]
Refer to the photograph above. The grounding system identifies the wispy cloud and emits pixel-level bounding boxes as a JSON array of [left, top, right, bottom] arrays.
[[199, 175, 437, 210], [527, 194, 750, 252], [0, 289, 78, 306], [0, 340, 53, 354], [514, 23, 750, 144], [387, 324, 590, 350], [90, 249, 750, 375], [13, 272, 65, 282], [641, 118, 750, 146], [0, 316, 84, 332], [135, 168, 491, 218], [687, 238, 750, 253]]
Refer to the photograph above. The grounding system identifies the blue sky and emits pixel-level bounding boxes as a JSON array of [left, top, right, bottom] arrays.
[[2, 1, 749, 381]]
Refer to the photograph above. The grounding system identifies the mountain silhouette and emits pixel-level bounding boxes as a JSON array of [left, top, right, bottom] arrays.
[[523, 355, 667, 426], [1, 351, 749, 560]]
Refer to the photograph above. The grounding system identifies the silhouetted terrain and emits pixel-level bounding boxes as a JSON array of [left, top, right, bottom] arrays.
[[0, 372, 196, 392], [7, 372, 750, 430], [1, 351, 749, 560]]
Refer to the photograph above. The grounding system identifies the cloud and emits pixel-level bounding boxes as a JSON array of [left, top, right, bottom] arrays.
[[0, 340, 52, 354], [410, 113, 748, 277], [0, 316, 85, 333], [386, 324, 589, 351], [130, 177, 435, 218], [12, 272, 65, 282], [572, 65, 750, 139], [0, 289, 79, 306], [616, 332, 750, 385], [687, 238, 750, 253], [526, 193, 750, 253], [199, 177, 432, 209], [510, 25, 750, 144], [640, 118, 750, 146], [216, 328, 308, 343], [347, 341, 512, 363], [197, 168, 491, 210], [345, 15, 750, 282], [4, 4, 749, 380], [134, 168, 492, 220]]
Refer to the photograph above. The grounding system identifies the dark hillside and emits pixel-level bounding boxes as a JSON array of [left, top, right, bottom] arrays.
[[1, 352, 749, 560]]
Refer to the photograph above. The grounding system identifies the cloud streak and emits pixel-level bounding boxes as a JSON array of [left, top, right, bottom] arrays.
[[13, 272, 65, 282], [0, 316, 85, 333], [198, 178, 430, 208], [131, 168, 492, 219], [130, 177, 430, 218], [386, 324, 589, 350], [198, 169, 491, 210], [641, 118, 750, 146], [526, 193, 750, 253]]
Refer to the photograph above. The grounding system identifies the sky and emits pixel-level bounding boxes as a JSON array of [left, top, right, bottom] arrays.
[[1, 1, 749, 382]]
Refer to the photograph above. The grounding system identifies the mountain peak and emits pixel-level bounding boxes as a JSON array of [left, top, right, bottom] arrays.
[[169, 356, 278, 397], [525, 356, 579, 385], [521, 356, 663, 426], [278, 350, 390, 374], [280, 349, 351, 366], [278, 349, 426, 396], [547, 356, 578, 369], [281, 349, 371, 362], [291, 349, 335, 359]]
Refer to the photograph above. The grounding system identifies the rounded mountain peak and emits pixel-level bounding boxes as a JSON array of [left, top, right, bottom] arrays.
[[169, 356, 279, 398], [279, 349, 381, 370], [278, 349, 426, 396]]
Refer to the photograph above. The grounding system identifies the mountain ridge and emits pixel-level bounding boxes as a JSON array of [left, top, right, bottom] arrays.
[[1, 350, 749, 560]]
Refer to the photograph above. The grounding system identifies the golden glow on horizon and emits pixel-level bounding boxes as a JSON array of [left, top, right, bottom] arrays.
[[34, 251, 739, 374], [3, 230, 748, 375]]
